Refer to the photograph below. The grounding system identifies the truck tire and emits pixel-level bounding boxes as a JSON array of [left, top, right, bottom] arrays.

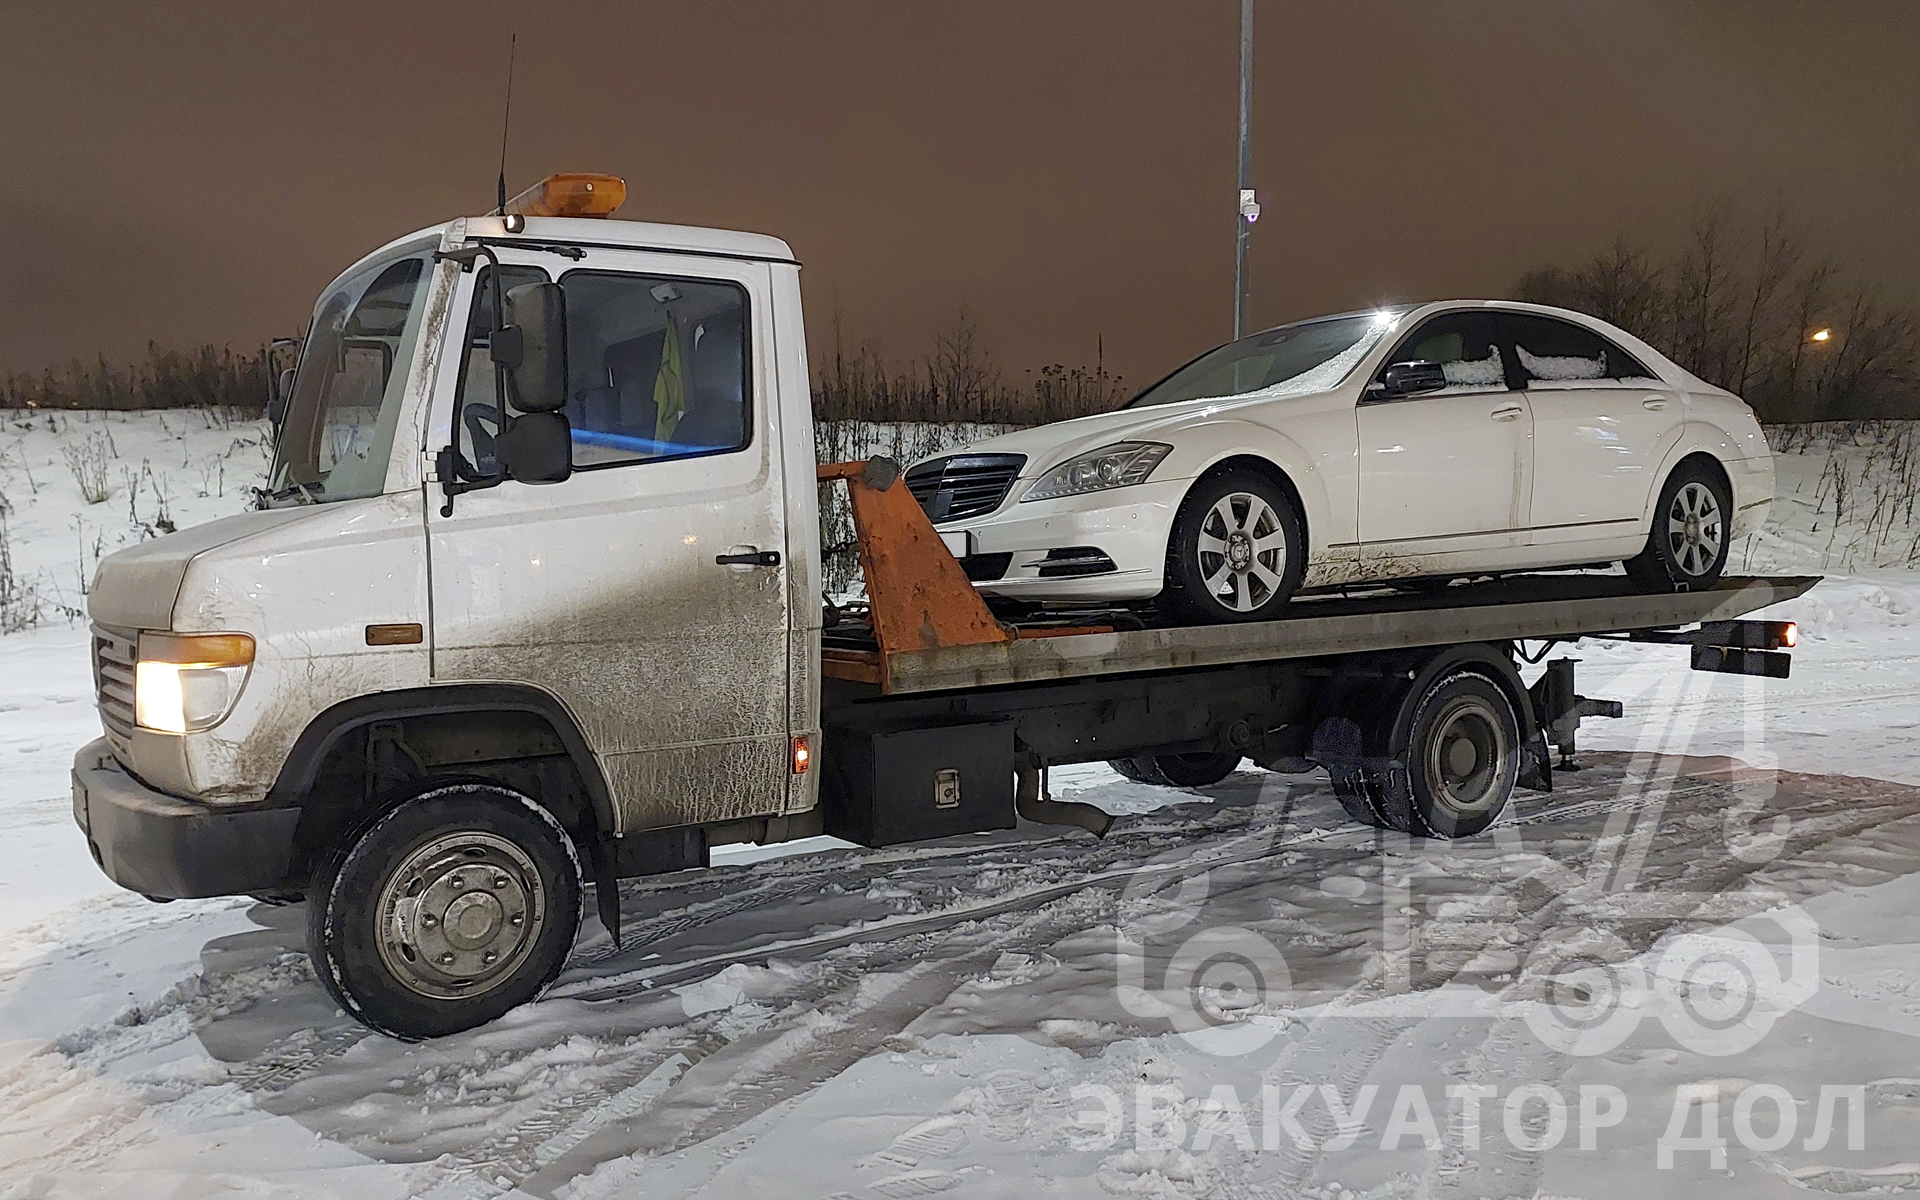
[[306, 783, 583, 1040], [1107, 757, 1156, 783], [1364, 670, 1520, 838], [1625, 460, 1731, 591], [1149, 751, 1244, 787], [1107, 752, 1243, 788], [1161, 469, 1306, 624]]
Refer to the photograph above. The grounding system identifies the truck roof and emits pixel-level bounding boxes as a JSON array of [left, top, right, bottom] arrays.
[[336, 215, 799, 291]]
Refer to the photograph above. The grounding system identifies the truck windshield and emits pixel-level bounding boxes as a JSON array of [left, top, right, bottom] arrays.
[[268, 249, 435, 504], [1126, 309, 1409, 408]]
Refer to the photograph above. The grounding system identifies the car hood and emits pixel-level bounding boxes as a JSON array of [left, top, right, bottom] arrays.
[[916, 388, 1315, 478], [88, 506, 316, 630]]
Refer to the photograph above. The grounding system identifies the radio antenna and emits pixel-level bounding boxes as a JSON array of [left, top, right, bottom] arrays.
[[494, 33, 517, 214]]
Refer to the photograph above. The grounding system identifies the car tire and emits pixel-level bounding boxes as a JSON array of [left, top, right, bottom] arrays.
[[1161, 469, 1306, 624], [306, 782, 583, 1040], [1625, 460, 1732, 591]]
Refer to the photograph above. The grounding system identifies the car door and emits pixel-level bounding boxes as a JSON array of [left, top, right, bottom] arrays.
[[1358, 310, 1533, 561], [1501, 311, 1683, 543], [427, 247, 792, 834]]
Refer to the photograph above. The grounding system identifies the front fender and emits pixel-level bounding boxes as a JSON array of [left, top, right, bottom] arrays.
[[1158, 418, 1348, 551]]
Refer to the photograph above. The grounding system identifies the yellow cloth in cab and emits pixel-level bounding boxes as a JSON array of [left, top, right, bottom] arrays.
[[653, 312, 686, 442]]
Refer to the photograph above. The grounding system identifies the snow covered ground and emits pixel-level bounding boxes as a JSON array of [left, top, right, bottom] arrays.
[[1, 411, 1918, 1198]]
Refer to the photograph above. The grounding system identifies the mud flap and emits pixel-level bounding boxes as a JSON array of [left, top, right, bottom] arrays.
[[1517, 728, 1553, 794]]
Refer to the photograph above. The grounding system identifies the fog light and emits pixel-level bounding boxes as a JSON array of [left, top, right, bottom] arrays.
[[134, 632, 255, 734]]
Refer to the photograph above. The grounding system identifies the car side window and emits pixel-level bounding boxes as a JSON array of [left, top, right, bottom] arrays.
[[1502, 313, 1658, 385], [1373, 312, 1507, 397], [558, 271, 751, 469]]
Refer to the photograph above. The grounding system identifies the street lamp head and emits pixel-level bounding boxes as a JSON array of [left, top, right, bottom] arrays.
[[1810, 328, 1833, 343]]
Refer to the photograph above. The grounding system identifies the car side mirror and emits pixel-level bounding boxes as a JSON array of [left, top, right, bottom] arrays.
[[496, 411, 573, 484], [493, 282, 569, 413], [1375, 361, 1448, 399]]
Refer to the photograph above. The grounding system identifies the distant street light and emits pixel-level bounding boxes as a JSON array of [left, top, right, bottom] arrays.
[[1810, 328, 1833, 343]]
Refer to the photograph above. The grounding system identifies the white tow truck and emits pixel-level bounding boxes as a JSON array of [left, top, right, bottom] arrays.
[[71, 175, 1811, 1038]]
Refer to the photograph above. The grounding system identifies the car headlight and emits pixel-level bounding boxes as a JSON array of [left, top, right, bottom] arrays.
[[134, 632, 255, 734], [1022, 442, 1172, 502]]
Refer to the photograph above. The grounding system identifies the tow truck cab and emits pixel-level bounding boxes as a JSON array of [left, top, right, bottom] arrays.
[[71, 175, 1810, 1039]]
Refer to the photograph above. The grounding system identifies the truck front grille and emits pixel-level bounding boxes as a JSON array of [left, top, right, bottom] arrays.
[[92, 626, 137, 750], [905, 454, 1026, 523]]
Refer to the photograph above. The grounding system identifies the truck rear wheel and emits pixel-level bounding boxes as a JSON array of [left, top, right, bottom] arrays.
[[1320, 668, 1521, 838], [306, 783, 583, 1040]]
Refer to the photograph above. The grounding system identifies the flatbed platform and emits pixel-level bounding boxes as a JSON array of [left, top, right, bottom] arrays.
[[822, 574, 1819, 695]]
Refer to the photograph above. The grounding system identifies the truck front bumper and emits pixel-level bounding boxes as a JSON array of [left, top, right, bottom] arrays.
[[72, 738, 300, 900]]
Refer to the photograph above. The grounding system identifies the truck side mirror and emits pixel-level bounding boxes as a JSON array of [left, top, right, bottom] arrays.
[[1373, 361, 1449, 399], [268, 368, 296, 428], [495, 282, 569, 413], [496, 411, 573, 484]]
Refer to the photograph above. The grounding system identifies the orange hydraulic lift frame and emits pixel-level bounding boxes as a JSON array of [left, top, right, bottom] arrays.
[[816, 459, 1105, 691]]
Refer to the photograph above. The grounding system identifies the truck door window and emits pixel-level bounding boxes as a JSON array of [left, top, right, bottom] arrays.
[[557, 271, 751, 469], [453, 264, 549, 479]]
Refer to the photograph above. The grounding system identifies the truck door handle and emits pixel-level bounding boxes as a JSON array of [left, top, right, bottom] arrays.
[[1642, 396, 1669, 410], [716, 550, 781, 567], [1490, 403, 1525, 421]]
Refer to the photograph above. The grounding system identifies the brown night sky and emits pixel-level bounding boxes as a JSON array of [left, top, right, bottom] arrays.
[[2, 1, 1916, 388]]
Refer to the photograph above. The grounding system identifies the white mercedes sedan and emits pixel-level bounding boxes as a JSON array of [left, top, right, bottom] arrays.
[[906, 301, 1774, 623]]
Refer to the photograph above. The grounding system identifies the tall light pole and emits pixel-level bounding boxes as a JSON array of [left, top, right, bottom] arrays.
[[1232, 0, 1256, 341]]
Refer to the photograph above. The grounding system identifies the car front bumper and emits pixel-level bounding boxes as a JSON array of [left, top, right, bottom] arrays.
[[939, 476, 1190, 601], [72, 738, 300, 900]]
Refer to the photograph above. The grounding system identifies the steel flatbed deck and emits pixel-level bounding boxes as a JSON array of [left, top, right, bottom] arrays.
[[822, 574, 1819, 695]]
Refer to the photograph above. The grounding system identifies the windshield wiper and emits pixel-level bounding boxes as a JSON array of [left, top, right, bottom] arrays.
[[266, 480, 323, 506]]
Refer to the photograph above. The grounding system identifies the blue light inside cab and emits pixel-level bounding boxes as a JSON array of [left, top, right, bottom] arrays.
[[569, 428, 726, 457]]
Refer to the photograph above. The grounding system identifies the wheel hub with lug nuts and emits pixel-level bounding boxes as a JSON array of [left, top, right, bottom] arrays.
[[376, 831, 546, 1000]]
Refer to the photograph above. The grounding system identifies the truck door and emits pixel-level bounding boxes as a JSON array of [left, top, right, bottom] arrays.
[[427, 248, 792, 833]]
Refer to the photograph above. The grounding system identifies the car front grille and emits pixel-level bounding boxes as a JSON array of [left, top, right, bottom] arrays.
[[92, 626, 137, 751], [905, 454, 1026, 523]]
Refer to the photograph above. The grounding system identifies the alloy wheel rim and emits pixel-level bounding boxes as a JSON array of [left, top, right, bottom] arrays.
[[1664, 481, 1725, 578], [1197, 492, 1288, 612], [375, 830, 547, 1000]]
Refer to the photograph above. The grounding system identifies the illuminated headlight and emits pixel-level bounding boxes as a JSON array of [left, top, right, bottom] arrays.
[[1022, 442, 1172, 502], [134, 632, 255, 734]]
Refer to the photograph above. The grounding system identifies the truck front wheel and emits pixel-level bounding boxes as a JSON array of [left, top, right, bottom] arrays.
[[307, 783, 583, 1039]]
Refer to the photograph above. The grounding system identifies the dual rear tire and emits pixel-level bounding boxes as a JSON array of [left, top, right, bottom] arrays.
[[1321, 669, 1522, 839]]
